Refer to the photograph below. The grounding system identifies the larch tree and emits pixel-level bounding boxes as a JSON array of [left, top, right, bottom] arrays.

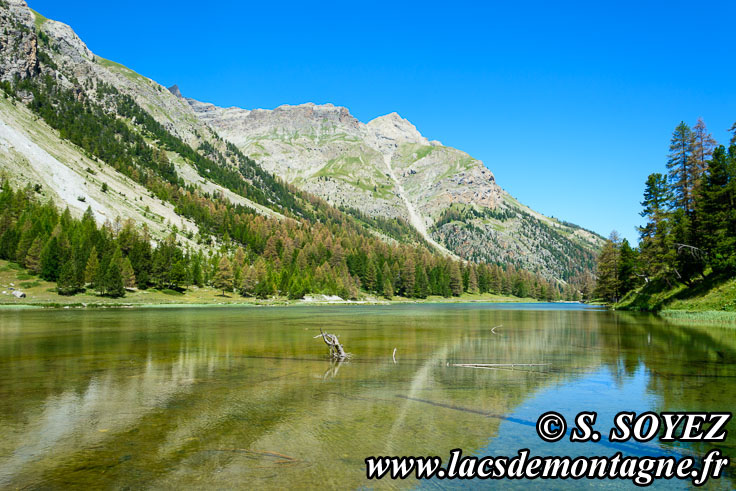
[[84, 246, 99, 286], [25, 237, 43, 274], [104, 258, 125, 298], [39, 236, 61, 281], [449, 261, 463, 296], [691, 118, 716, 177], [240, 266, 256, 296], [382, 263, 393, 292], [382, 275, 393, 300], [400, 256, 415, 297], [414, 264, 429, 298], [214, 256, 234, 295], [121, 257, 136, 289], [467, 265, 479, 294], [57, 249, 83, 296], [364, 258, 377, 292]]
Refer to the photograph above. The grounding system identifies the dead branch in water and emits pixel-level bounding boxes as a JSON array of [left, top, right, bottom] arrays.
[[392, 348, 397, 364], [317, 328, 348, 360], [491, 325, 502, 334]]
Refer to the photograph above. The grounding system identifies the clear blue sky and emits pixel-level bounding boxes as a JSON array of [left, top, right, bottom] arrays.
[[29, 0, 736, 243]]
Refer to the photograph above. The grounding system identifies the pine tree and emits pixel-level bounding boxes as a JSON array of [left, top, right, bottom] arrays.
[[666, 122, 696, 214], [213, 256, 233, 295]]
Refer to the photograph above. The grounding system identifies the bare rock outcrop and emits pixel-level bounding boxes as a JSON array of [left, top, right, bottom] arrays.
[[0, 0, 38, 81]]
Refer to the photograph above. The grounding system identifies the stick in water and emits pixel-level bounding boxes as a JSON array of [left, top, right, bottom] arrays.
[[392, 348, 397, 364], [451, 363, 549, 367]]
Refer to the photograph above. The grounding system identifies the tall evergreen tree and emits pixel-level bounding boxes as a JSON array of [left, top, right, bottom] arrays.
[[382, 275, 393, 300], [467, 265, 479, 294], [214, 256, 234, 295], [121, 257, 136, 289], [57, 250, 83, 295], [400, 257, 415, 297], [414, 264, 429, 299], [638, 173, 674, 281], [666, 122, 696, 214], [691, 118, 716, 177], [617, 239, 639, 295], [191, 252, 203, 287], [696, 145, 736, 272], [449, 261, 463, 296], [104, 259, 125, 298], [25, 237, 43, 274], [595, 231, 622, 303], [39, 236, 61, 281], [84, 246, 99, 286], [364, 259, 377, 292]]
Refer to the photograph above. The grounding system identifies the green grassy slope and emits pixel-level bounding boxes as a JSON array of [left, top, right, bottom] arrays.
[[617, 273, 736, 322]]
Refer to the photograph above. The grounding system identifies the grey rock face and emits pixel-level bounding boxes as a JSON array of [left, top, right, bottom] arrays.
[[0, 1, 38, 82], [167, 84, 183, 98]]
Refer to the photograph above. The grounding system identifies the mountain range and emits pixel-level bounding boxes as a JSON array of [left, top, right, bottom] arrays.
[[0, 0, 602, 285]]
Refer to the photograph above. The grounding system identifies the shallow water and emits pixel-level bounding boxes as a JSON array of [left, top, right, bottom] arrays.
[[0, 304, 734, 489]]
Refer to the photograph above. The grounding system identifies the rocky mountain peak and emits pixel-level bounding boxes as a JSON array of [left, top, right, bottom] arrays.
[[366, 112, 427, 145], [167, 84, 183, 98]]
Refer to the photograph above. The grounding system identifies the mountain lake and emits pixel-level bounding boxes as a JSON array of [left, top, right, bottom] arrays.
[[0, 304, 734, 489]]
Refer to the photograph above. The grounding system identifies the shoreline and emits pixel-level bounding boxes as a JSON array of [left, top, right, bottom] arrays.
[[3, 296, 733, 326], [0, 294, 548, 310]]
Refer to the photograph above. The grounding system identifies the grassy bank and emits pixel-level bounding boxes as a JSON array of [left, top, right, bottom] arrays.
[[616, 272, 736, 323], [0, 259, 538, 308]]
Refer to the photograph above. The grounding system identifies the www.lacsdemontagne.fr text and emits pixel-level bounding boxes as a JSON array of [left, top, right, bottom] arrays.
[[365, 448, 730, 486]]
